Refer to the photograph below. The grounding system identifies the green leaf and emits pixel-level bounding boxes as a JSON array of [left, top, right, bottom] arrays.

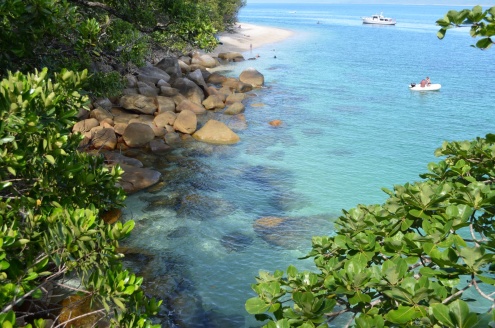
[[45, 154, 55, 165], [475, 37, 493, 49], [385, 306, 419, 324], [245, 297, 270, 314], [112, 296, 126, 310], [432, 303, 455, 327]]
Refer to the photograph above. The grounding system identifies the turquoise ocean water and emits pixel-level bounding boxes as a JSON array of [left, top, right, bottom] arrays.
[[122, 3, 495, 327]]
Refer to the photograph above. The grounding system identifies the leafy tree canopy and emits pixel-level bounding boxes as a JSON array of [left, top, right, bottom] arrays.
[[0, 0, 245, 95], [0, 68, 161, 327], [246, 5, 495, 328], [436, 5, 495, 49]]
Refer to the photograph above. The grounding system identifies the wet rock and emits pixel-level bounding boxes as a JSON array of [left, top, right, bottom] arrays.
[[192, 120, 240, 145], [123, 123, 155, 147], [118, 164, 161, 194], [224, 102, 245, 115], [239, 67, 264, 87]]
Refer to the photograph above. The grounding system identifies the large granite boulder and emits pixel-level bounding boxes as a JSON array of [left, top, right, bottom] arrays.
[[218, 52, 244, 62], [187, 69, 208, 90], [239, 68, 264, 87], [191, 53, 218, 68], [120, 95, 157, 115], [202, 95, 226, 110], [192, 120, 240, 144], [91, 127, 117, 150], [90, 107, 114, 124], [224, 102, 245, 115], [173, 109, 197, 134], [206, 72, 228, 85], [123, 122, 155, 147], [135, 66, 171, 85], [155, 56, 182, 77], [171, 77, 205, 105], [225, 93, 246, 105], [156, 96, 176, 113], [154, 111, 177, 128], [137, 81, 159, 96], [176, 99, 206, 115], [118, 164, 161, 194], [73, 118, 99, 134]]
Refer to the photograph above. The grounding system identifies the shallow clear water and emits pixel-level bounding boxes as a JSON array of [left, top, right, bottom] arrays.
[[121, 3, 495, 327]]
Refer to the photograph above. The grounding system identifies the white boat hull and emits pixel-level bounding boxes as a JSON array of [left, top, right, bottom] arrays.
[[362, 18, 396, 25], [409, 83, 441, 91], [362, 14, 396, 25]]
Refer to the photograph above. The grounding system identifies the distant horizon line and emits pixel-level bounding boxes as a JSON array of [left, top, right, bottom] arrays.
[[246, 2, 493, 6]]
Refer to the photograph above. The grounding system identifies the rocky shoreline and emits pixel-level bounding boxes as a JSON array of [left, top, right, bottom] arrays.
[[75, 51, 266, 196]]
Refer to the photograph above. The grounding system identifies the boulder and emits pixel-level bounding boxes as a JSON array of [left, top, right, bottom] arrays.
[[118, 164, 161, 194], [73, 118, 100, 134], [91, 127, 117, 150], [176, 99, 206, 115], [160, 86, 180, 97], [173, 109, 197, 135], [120, 95, 157, 115], [103, 152, 143, 167], [191, 54, 218, 68], [155, 56, 181, 77], [123, 123, 156, 147], [93, 97, 113, 111], [149, 139, 171, 153], [178, 56, 191, 65], [135, 66, 171, 84], [225, 93, 246, 105], [218, 52, 245, 62], [178, 60, 191, 74], [90, 107, 114, 124], [206, 72, 228, 85], [187, 69, 208, 90], [192, 120, 240, 144], [224, 102, 245, 115], [111, 109, 140, 124], [154, 111, 177, 128], [171, 77, 205, 105], [156, 96, 176, 113], [239, 68, 264, 87], [202, 95, 226, 110], [137, 81, 159, 97]]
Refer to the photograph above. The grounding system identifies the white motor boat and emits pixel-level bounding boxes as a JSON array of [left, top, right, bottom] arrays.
[[362, 13, 396, 25], [409, 83, 442, 91]]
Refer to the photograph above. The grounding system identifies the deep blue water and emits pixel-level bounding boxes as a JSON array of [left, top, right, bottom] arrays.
[[122, 3, 495, 327]]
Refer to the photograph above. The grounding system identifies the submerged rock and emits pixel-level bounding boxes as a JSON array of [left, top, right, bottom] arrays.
[[220, 231, 254, 252]]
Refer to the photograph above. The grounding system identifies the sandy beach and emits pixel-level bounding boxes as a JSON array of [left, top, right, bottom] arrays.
[[209, 22, 294, 55]]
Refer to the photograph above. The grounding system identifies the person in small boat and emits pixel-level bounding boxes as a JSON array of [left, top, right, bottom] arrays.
[[425, 77, 431, 86], [420, 79, 427, 87]]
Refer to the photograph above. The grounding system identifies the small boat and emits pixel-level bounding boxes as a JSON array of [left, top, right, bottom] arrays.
[[362, 13, 396, 25], [409, 83, 442, 91]]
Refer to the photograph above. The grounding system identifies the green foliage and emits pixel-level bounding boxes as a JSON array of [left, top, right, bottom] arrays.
[[0, 0, 246, 94], [437, 5, 495, 49], [0, 68, 160, 327], [247, 135, 495, 327]]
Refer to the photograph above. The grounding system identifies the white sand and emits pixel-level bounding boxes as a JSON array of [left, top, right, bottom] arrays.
[[209, 23, 294, 55]]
